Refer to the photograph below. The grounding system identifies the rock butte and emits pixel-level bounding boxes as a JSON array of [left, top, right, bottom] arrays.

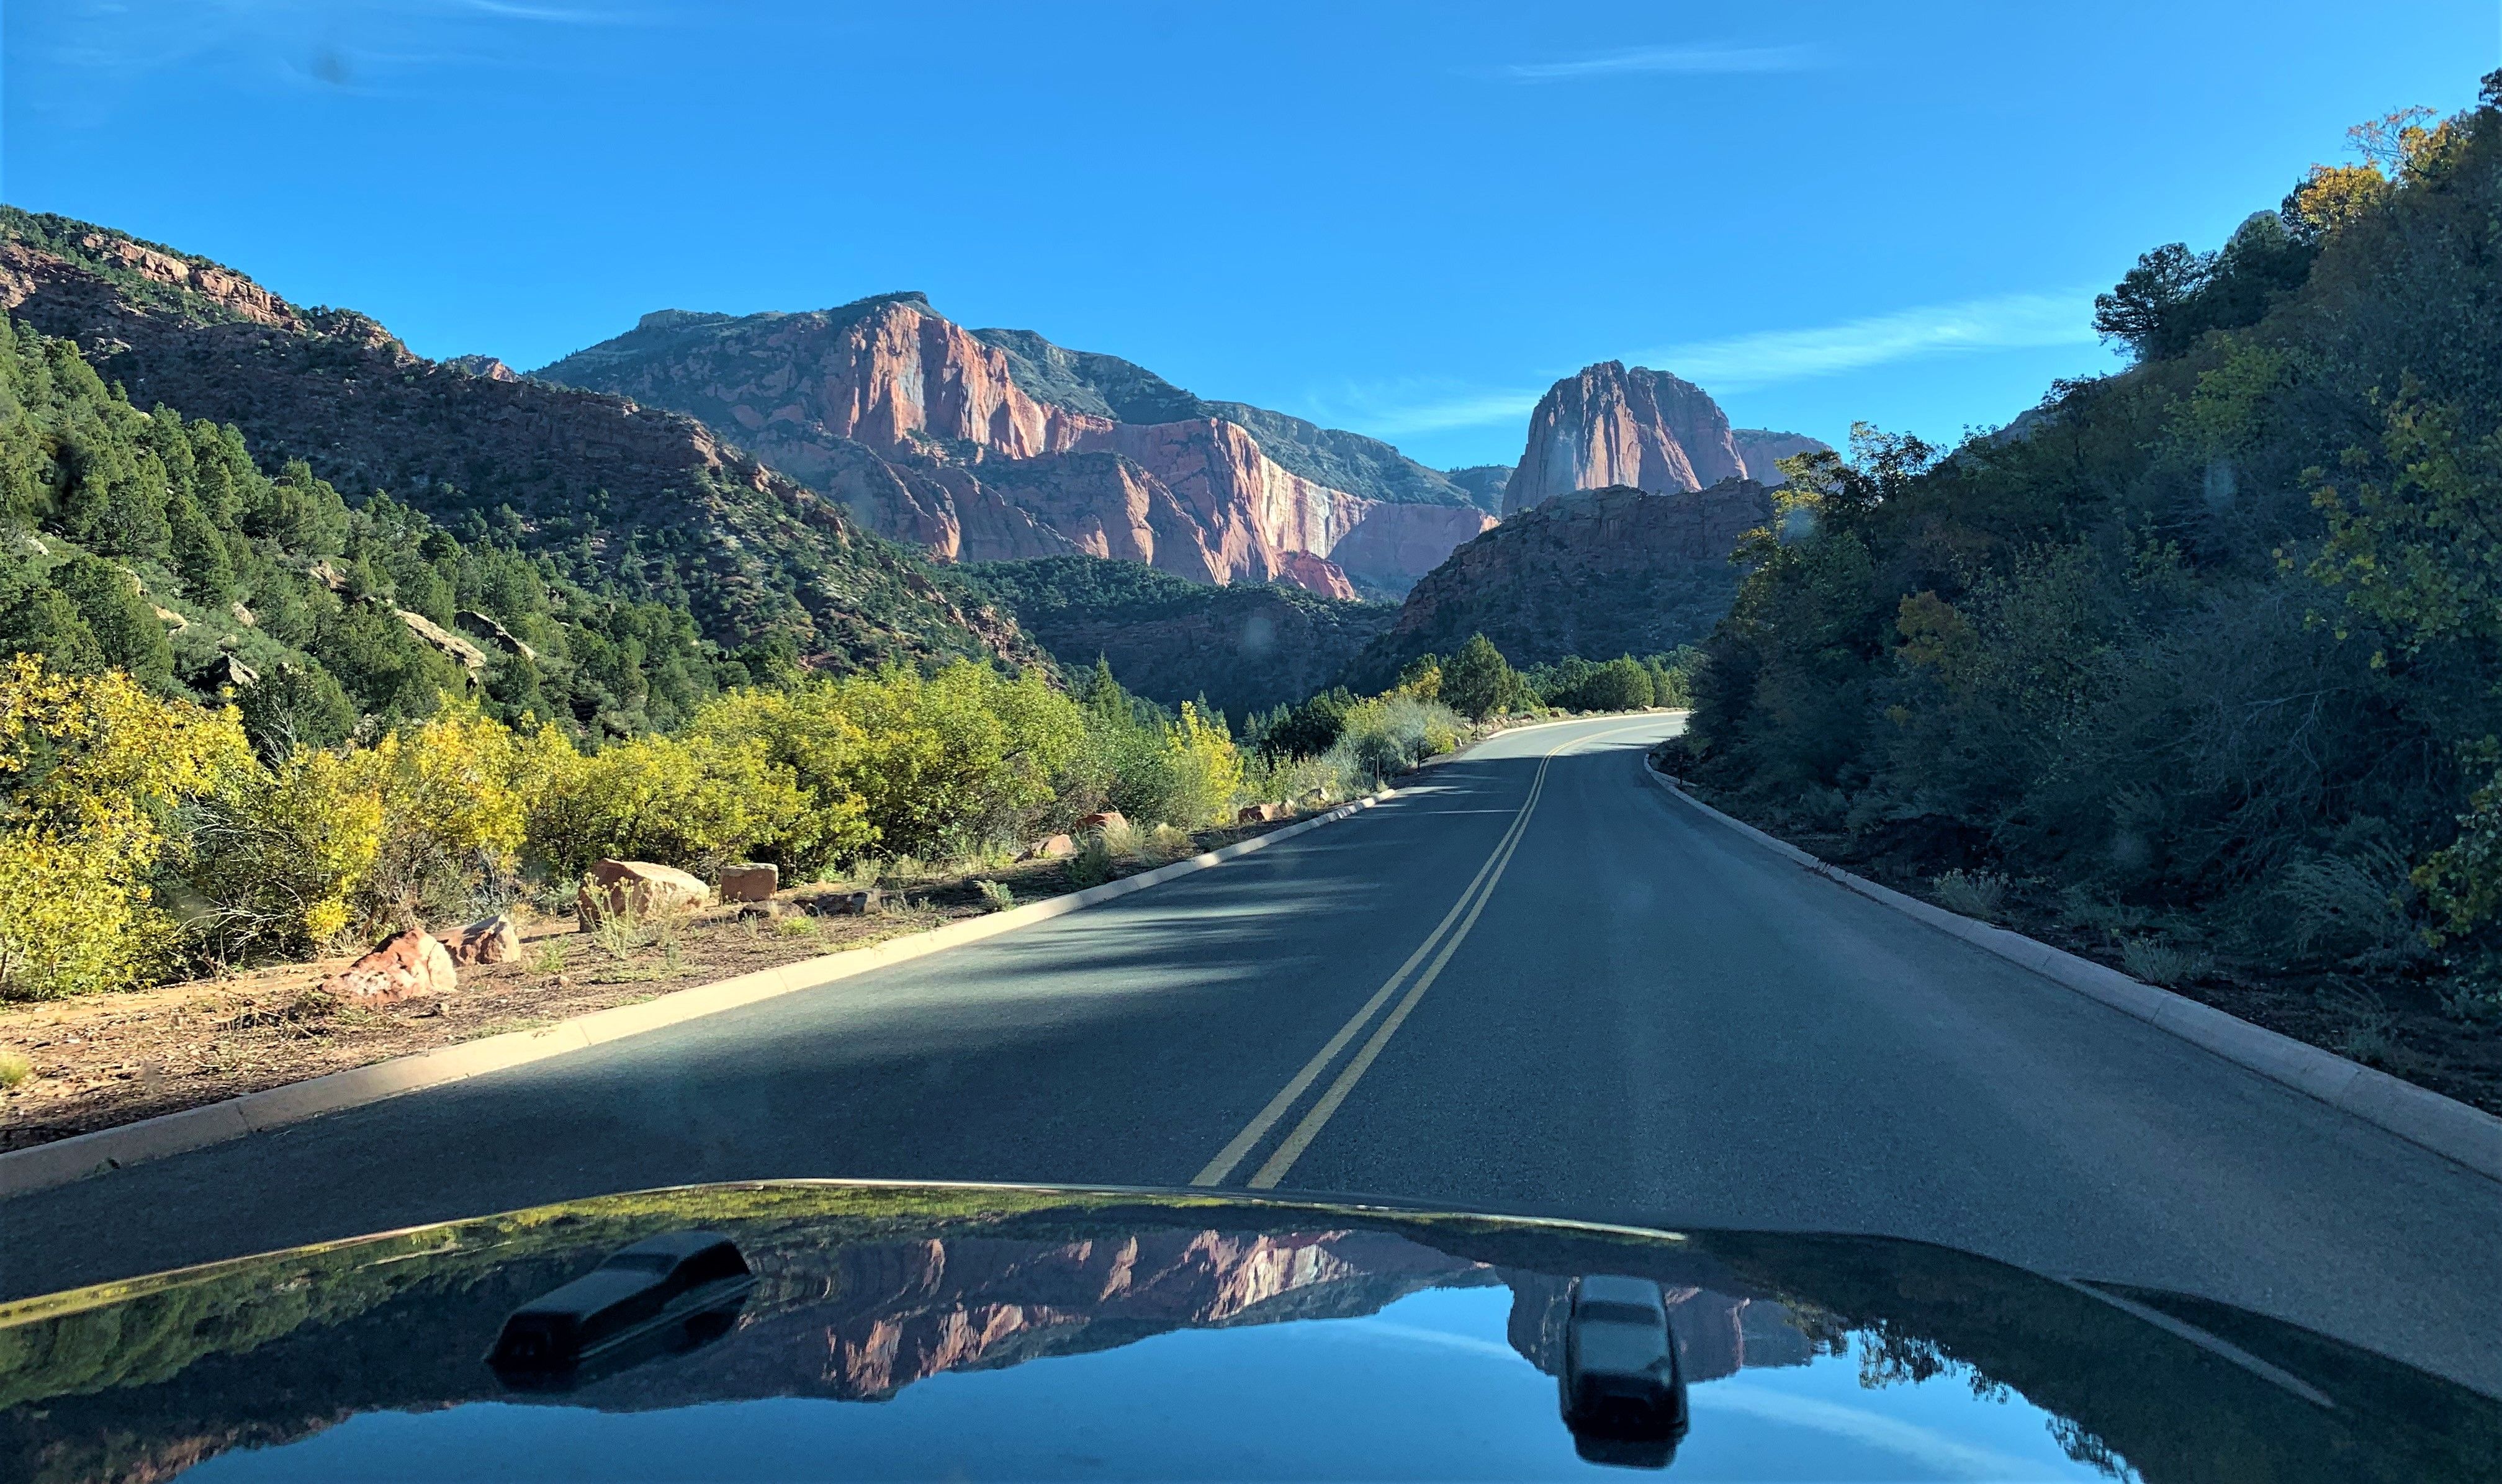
[[1503, 361, 1828, 515]]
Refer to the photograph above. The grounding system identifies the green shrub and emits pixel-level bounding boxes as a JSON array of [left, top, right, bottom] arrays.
[[1930, 869, 2009, 922], [2120, 938, 2213, 989], [529, 730, 837, 882], [1068, 833, 1115, 886]]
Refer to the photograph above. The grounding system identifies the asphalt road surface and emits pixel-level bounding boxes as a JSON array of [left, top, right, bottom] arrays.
[[4, 716, 2497, 1395]]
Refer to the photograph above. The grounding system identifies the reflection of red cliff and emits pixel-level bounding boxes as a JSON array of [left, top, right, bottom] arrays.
[[803, 1230, 1473, 1398]]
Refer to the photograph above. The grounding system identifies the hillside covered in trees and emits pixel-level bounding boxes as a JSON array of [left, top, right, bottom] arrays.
[[0, 321, 731, 750], [960, 555, 1393, 716], [1673, 80, 2502, 1099], [0, 209, 1032, 674]]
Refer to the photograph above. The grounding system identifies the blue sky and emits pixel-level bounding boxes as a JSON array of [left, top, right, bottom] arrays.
[[6, 2, 2496, 469]]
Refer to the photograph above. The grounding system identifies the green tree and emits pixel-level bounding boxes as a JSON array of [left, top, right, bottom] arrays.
[[1442, 632, 1522, 720], [50, 554, 172, 691]]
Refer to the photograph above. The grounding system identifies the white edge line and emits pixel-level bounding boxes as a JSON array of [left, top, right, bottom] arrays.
[[0, 790, 1406, 1199], [1640, 759, 2502, 1185]]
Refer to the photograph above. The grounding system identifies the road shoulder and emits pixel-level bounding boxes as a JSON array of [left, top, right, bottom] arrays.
[[1642, 758, 2502, 1185]]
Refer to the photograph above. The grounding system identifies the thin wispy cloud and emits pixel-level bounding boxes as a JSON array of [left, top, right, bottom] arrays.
[[459, 0, 644, 24], [1319, 290, 2100, 438], [1637, 289, 2100, 393], [1500, 43, 1816, 83]]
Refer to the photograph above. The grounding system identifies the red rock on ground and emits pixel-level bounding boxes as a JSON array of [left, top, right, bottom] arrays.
[[322, 929, 457, 1005], [719, 863, 779, 902], [580, 860, 711, 925], [438, 914, 520, 966], [1020, 834, 1076, 860], [1078, 811, 1127, 835]]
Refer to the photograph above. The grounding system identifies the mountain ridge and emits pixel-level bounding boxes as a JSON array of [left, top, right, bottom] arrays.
[[535, 297, 1494, 599], [0, 208, 1038, 674]]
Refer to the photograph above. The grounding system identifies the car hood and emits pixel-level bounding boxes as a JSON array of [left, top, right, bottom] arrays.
[[0, 1180, 2491, 1482]]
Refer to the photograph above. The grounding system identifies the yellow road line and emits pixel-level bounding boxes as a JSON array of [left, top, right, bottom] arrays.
[[1246, 770, 1544, 1188], [1194, 717, 1665, 1190], [1189, 755, 1552, 1186]]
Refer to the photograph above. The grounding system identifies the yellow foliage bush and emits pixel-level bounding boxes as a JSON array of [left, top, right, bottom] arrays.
[[0, 655, 253, 998], [693, 662, 1082, 863], [528, 731, 837, 879], [186, 699, 555, 956], [1156, 703, 1244, 829]]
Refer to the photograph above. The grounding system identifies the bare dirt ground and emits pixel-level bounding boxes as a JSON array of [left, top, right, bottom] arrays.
[[0, 819, 1297, 1153], [1681, 786, 2502, 1119]]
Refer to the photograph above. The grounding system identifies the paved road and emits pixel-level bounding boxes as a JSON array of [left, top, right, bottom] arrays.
[[4, 716, 2497, 1393]]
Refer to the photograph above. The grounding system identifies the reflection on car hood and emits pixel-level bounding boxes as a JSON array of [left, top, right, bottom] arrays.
[[0, 1181, 2493, 1482]]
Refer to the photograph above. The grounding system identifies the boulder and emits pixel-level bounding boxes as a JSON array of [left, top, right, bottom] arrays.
[[438, 914, 521, 966], [323, 929, 457, 1005], [1020, 834, 1076, 861], [579, 859, 710, 925], [719, 862, 780, 902], [1078, 810, 1127, 835], [1236, 803, 1282, 824]]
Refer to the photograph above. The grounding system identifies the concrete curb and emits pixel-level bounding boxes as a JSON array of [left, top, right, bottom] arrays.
[[0, 791, 1400, 1200], [1641, 759, 2502, 1184]]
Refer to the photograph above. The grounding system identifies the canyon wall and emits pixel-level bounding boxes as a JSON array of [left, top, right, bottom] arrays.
[[538, 295, 1487, 600]]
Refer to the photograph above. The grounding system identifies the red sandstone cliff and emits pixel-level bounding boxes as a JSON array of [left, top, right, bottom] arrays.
[[1501, 362, 1825, 513], [539, 297, 1488, 600]]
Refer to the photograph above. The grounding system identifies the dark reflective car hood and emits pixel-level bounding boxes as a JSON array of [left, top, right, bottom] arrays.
[[0, 1180, 2492, 1482]]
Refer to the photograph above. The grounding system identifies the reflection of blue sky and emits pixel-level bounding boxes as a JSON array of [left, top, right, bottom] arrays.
[[187, 1286, 2115, 1481]]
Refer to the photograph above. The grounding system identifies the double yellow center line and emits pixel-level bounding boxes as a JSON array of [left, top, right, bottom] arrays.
[[1191, 747, 1562, 1190]]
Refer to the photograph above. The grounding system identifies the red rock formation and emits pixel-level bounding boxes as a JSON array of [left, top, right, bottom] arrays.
[[1502, 362, 1748, 513], [541, 297, 1477, 598], [322, 930, 457, 1005]]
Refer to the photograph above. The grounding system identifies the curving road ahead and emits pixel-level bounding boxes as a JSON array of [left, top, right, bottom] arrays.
[[2, 716, 2496, 1393]]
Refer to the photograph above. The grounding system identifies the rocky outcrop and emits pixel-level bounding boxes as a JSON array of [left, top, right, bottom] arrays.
[[1503, 362, 1746, 513], [444, 354, 520, 381], [1501, 364, 1826, 513], [537, 296, 1481, 598], [1349, 479, 1775, 685], [1730, 428, 1823, 488], [0, 209, 1039, 673]]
